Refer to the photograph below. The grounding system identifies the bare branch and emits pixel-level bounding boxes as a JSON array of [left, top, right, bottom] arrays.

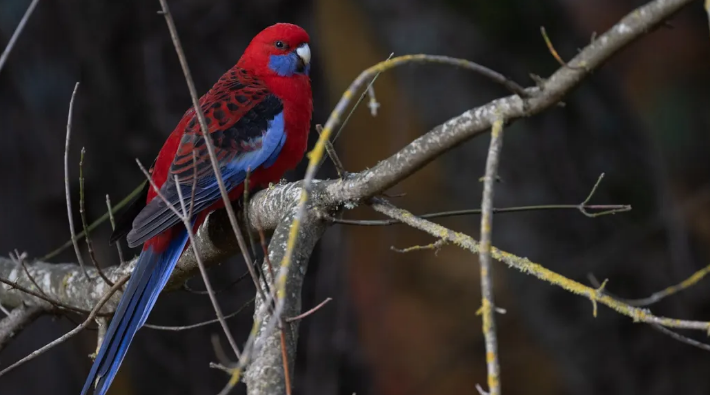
[[588, 263, 710, 307], [540, 26, 584, 70], [80, 148, 113, 286], [0, 0, 40, 75], [144, 297, 254, 331], [330, 172, 630, 226], [41, 183, 145, 261], [286, 297, 332, 323], [64, 82, 90, 281], [652, 324, 710, 352], [0, 275, 90, 315], [316, 124, 346, 178], [478, 117, 504, 395], [105, 194, 126, 263], [371, 199, 710, 332], [0, 275, 129, 378]]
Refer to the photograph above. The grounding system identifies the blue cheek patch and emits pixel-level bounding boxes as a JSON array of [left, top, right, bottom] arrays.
[[268, 53, 309, 77]]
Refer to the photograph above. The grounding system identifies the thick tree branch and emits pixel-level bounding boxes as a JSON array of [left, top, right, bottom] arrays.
[[244, 205, 326, 395], [0, 181, 303, 313]]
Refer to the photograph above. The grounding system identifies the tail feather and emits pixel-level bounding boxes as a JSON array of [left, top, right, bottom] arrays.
[[81, 228, 189, 395]]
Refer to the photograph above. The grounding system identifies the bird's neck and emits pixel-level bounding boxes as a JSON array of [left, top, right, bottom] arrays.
[[265, 75, 312, 111], [265, 74, 313, 132]]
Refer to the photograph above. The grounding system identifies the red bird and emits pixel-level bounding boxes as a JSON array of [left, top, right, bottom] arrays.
[[81, 23, 312, 395]]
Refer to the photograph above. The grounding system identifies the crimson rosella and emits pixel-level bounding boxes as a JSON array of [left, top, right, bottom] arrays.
[[81, 23, 313, 395]]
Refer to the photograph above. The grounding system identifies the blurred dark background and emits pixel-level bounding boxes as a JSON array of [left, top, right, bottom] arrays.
[[2, 0, 710, 394]]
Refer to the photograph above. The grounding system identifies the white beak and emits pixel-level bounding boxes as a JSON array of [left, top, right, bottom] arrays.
[[296, 43, 311, 66]]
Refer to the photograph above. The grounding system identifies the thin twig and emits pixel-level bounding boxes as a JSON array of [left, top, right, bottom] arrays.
[[586, 276, 710, 352], [211, 334, 231, 367], [144, 297, 254, 331], [134, 159, 242, 360], [367, 84, 380, 116], [157, 0, 265, 305], [0, 302, 10, 317], [41, 182, 144, 261], [0, 0, 40, 75], [183, 270, 250, 295], [478, 117, 504, 395], [0, 277, 90, 315], [79, 148, 113, 286], [370, 199, 710, 332], [587, 263, 710, 307], [280, 328, 292, 395], [286, 297, 332, 322], [105, 194, 126, 264], [0, 274, 130, 378], [244, 168, 273, 302], [316, 52, 526, 174], [331, 171, 629, 226], [64, 82, 90, 281], [11, 251, 47, 298], [326, 53, 392, 152], [391, 240, 447, 254], [577, 173, 627, 217], [330, 203, 631, 225], [540, 26, 585, 70], [316, 124, 346, 178], [651, 324, 710, 352], [91, 317, 108, 359], [209, 362, 233, 374], [244, 168, 259, 258]]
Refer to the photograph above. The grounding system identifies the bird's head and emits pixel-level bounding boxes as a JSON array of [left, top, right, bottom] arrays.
[[239, 23, 311, 79]]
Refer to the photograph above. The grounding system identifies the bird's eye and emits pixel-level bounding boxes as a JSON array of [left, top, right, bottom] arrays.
[[275, 41, 285, 49]]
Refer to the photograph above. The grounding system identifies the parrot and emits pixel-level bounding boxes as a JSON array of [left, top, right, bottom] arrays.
[[81, 23, 313, 395]]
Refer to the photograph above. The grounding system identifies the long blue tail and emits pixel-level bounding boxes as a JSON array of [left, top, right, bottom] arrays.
[[81, 228, 189, 395]]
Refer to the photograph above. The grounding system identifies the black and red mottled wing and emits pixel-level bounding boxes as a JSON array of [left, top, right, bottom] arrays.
[[124, 70, 285, 248]]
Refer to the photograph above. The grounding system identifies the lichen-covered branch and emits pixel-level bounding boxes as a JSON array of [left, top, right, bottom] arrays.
[[0, 181, 303, 313], [478, 117, 505, 395], [370, 199, 710, 332]]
